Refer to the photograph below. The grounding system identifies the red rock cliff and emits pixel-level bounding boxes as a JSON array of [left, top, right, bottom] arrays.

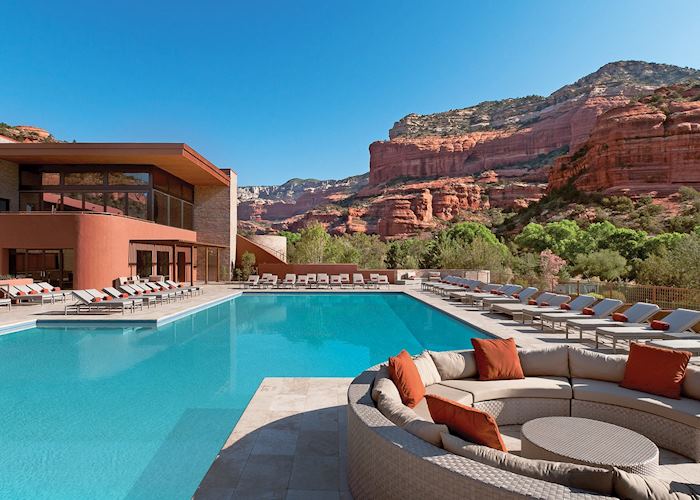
[[549, 85, 700, 195]]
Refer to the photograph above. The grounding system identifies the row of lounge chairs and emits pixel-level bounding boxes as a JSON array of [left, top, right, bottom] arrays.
[[243, 273, 390, 289], [424, 276, 700, 354]]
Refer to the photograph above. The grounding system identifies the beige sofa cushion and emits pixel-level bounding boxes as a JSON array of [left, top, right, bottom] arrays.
[[428, 349, 477, 380], [376, 392, 448, 446], [441, 433, 614, 496], [613, 467, 696, 499], [518, 345, 570, 377], [440, 376, 572, 403], [412, 384, 474, 421], [414, 351, 441, 386], [371, 365, 398, 403], [569, 347, 627, 382], [683, 365, 700, 401], [572, 378, 700, 429]]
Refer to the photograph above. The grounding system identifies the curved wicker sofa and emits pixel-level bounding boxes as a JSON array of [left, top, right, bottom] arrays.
[[347, 346, 700, 499]]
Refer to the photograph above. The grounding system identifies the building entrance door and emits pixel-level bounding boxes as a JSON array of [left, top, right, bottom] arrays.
[[177, 252, 187, 282]]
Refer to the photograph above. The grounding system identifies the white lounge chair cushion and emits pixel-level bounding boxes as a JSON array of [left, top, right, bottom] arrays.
[[441, 433, 615, 496], [568, 347, 627, 383], [683, 365, 700, 400], [439, 376, 572, 403], [413, 351, 441, 386], [375, 393, 447, 446], [518, 345, 570, 378], [429, 350, 477, 380], [572, 378, 700, 429]]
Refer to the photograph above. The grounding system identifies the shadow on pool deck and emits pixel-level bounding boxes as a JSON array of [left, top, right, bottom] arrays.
[[194, 378, 353, 500]]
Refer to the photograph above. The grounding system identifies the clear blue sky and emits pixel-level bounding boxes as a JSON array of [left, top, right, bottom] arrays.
[[1, 0, 699, 186]]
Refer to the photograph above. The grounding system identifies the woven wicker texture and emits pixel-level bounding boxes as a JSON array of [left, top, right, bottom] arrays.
[[347, 368, 613, 499], [521, 416, 659, 475], [474, 398, 570, 426], [572, 399, 700, 461]]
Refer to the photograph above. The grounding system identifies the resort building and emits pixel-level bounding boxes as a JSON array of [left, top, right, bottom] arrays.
[[0, 143, 237, 289]]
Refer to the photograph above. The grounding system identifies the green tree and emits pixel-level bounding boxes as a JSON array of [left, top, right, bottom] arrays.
[[636, 233, 700, 288], [289, 222, 331, 264], [240, 252, 256, 280], [574, 250, 628, 281], [386, 238, 428, 269]]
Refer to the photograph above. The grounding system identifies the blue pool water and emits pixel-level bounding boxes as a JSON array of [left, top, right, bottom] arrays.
[[0, 293, 487, 499]]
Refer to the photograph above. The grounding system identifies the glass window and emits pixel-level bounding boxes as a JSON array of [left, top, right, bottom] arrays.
[[105, 192, 126, 215], [0, 198, 9, 211], [169, 197, 182, 228], [154, 191, 168, 225], [108, 172, 149, 186], [42, 172, 60, 185], [183, 202, 193, 230], [61, 193, 83, 211], [19, 193, 40, 211], [169, 178, 183, 198], [64, 172, 105, 185], [83, 192, 105, 212], [127, 192, 148, 219], [156, 251, 170, 278], [136, 250, 152, 278], [20, 170, 42, 187], [41, 193, 61, 211]]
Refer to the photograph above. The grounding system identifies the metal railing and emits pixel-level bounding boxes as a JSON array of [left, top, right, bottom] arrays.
[[555, 281, 700, 310]]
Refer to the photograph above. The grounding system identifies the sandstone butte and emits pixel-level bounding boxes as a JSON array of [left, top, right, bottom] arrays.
[[549, 85, 700, 195]]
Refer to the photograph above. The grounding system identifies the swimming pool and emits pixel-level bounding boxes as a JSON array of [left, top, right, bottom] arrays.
[[0, 292, 488, 499]]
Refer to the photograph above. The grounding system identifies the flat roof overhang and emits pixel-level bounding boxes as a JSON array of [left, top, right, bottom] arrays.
[[130, 239, 228, 248], [0, 143, 231, 186]]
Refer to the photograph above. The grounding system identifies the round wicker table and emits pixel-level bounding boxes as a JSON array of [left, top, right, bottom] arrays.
[[521, 416, 659, 475]]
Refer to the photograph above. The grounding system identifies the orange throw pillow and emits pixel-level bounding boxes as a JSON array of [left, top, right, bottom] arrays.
[[582, 307, 594, 315], [612, 312, 628, 322], [621, 343, 691, 399], [471, 338, 524, 381], [651, 320, 670, 331], [560, 303, 571, 310], [426, 394, 507, 451], [388, 350, 425, 408]]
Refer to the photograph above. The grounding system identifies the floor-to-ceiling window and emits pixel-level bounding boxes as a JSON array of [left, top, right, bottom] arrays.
[[8, 249, 74, 288], [18, 165, 193, 229]]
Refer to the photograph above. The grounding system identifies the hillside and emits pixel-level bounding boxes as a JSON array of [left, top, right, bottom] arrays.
[[0, 123, 60, 143], [239, 61, 700, 238]]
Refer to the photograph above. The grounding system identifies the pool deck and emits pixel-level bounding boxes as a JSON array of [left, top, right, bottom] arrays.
[[4, 282, 700, 498]]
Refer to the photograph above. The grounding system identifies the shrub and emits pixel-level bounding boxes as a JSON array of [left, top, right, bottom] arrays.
[[574, 250, 628, 281]]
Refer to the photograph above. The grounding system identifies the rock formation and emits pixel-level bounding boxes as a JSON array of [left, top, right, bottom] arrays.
[[0, 124, 60, 143], [549, 84, 700, 195]]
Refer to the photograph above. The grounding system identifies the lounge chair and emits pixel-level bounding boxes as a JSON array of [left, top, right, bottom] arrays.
[[104, 286, 153, 308], [539, 298, 624, 334], [647, 339, 700, 355], [491, 293, 570, 318], [521, 294, 597, 324], [352, 273, 366, 288], [307, 274, 318, 288], [595, 308, 700, 353], [7, 285, 52, 305], [428, 271, 442, 281], [421, 275, 460, 292], [448, 283, 502, 301], [376, 275, 390, 289], [244, 275, 260, 288], [281, 274, 297, 288], [66, 290, 138, 315], [26, 283, 68, 303], [87, 289, 144, 311], [131, 283, 175, 303], [461, 285, 523, 307], [317, 274, 330, 289], [0, 298, 10, 311], [165, 280, 203, 296], [118, 284, 159, 307], [156, 281, 189, 298], [481, 287, 538, 310], [37, 282, 70, 300], [296, 275, 309, 288], [565, 302, 660, 338], [330, 275, 342, 287], [433, 279, 482, 297], [267, 275, 279, 288]]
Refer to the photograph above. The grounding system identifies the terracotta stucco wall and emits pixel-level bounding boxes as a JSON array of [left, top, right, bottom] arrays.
[[0, 213, 196, 289], [236, 234, 286, 267], [257, 263, 397, 283], [0, 159, 19, 210]]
